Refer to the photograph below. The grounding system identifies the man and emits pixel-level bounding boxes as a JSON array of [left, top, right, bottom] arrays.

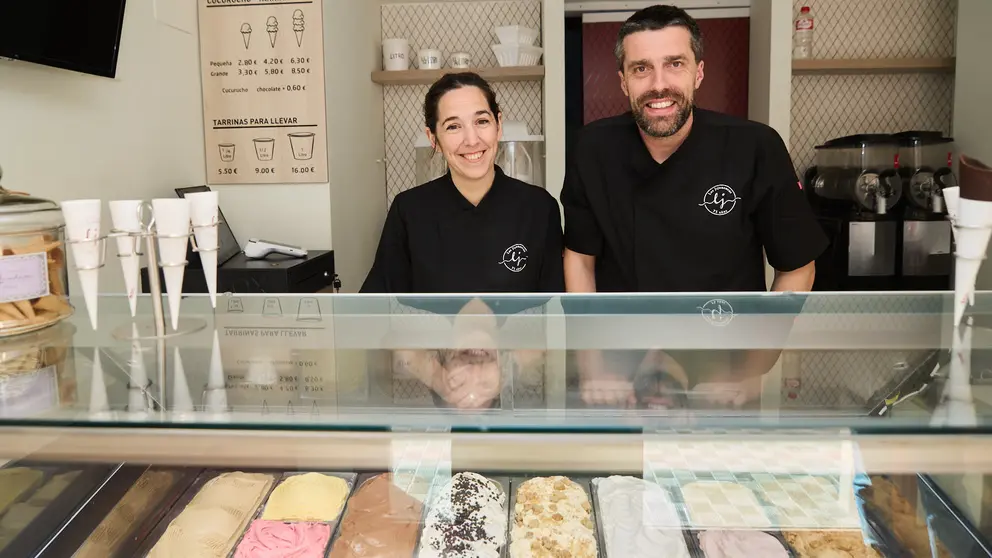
[[562, 5, 827, 407]]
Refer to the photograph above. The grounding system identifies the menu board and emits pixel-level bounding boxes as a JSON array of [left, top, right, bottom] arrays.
[[198, 0, 328, 185]]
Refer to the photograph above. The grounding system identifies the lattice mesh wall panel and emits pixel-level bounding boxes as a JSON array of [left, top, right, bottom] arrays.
[[789, 0, 957, 174], [381, 1, 544, 206]]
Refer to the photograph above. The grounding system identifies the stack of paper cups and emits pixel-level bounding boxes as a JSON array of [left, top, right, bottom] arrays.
[[953, 156, 992, 327], [61, 200, 102, 330], [187, 191, 220, 308], [109, 200, 144, 317], [151, 199, 191, 330]]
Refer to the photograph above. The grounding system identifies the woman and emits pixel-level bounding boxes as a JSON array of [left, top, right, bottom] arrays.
[[360, 72, 564, 294]]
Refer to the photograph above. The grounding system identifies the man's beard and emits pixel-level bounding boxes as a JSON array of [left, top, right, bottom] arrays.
[[630, 88, 693, 138]]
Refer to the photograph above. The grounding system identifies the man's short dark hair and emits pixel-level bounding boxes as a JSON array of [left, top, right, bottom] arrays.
[[615, 4, 704, 70]]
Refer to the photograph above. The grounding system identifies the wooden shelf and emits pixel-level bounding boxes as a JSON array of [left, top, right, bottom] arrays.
[[792, 57, 956, 74], [371, 65, 545, 85]]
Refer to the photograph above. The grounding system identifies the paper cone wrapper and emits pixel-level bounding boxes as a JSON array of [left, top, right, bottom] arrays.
[[956, 198, 992, 228], [172, 348, 194, 414], [944, 186, 960, 220], [62, 199, 102, 329], [110, 200, 144, 317], [89, 354, 109, 414], [208, 330, 225, 389], [189, 194, 219, 308], [152, 199, 191, 330], [954, 226, 992, 259], [954, 257, 982, 326]]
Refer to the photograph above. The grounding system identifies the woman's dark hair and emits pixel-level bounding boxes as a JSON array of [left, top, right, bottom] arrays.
[[424, 72, 501, 134]]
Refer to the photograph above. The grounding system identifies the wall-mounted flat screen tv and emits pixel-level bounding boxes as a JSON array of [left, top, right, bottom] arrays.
[[0, 1, 128, 78]]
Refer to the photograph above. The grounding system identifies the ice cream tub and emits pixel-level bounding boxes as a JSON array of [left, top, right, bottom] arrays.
[[228, 471, 358, 558], [328, 472, 428, 558], [684, 529, 798, 558], [590, 476, 694, 558], [509, 475, 601, 558], [136, 469, 281, 558], [415, 473, 510, 558]]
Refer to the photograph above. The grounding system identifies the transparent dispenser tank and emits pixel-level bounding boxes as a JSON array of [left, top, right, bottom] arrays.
[[813, 135, 902, 214], [892, 131, 956, 212], [496, 121, 544, 188], [414, 134, 449, 184]]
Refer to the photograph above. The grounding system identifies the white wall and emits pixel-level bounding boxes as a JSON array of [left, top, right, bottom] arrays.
[[327, 1, 387, 293], [543, 0, 567, 213], [0, 0, 334, 295], [956, 0, 992, 290]]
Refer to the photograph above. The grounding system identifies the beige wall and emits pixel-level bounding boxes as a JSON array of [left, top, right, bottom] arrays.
[[0, 0, 345, 294]]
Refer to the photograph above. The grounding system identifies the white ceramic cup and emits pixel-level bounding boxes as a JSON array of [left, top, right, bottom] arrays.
[[418, 48, 442, 70], [382, 38, 410, 71], [450, 52, 471, 69]]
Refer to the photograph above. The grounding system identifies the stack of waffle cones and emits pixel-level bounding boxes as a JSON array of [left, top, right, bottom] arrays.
[[952, 155, 992, 328]]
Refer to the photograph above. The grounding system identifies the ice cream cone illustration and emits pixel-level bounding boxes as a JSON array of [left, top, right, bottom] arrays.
[[266, 16, 278, 47], [241, 23, 252, 49], [293, 9, 305, 47]]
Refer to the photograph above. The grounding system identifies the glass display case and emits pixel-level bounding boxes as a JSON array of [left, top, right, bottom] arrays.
[[0, 291, 991, 557]]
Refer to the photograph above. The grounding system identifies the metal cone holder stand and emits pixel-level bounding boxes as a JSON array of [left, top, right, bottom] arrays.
[[65, 201, 220, 408]]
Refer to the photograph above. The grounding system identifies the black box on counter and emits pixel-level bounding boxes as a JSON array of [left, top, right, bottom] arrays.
[[140, 250, 336, 294]]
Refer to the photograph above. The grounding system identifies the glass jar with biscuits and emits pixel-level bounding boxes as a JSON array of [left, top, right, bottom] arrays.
[[0, 164, 72, 337]]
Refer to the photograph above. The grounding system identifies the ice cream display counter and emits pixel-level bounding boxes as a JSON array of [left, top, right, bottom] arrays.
[[2, 292, 992, 557]]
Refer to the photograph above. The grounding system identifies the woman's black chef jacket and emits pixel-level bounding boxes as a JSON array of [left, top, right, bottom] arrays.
[[360, 166, 565, 294]]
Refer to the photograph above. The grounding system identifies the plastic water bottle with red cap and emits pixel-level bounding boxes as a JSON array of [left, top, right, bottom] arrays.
[[793, 6, 814, 59]]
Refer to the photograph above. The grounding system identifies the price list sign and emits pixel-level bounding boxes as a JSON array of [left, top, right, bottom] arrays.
[[198, 0, 328, 184]]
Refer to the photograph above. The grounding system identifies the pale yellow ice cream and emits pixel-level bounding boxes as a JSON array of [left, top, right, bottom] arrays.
[[0, 467, 44, 515], [148, 471, 274, 558], [260, 473, 349, 522], [509, 476, 596, 558]]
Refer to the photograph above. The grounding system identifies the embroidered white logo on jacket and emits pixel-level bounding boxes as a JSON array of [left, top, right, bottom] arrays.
[[499, 244, 528, 272], [699, 184, 741, 216], [699, 298, 734, 326]]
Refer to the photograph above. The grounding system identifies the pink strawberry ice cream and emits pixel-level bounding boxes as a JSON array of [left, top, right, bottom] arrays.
[[234, 520, 330, 558]]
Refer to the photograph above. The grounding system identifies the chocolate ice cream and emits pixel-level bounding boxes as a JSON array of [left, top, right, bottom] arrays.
[[328, 474, 423, 558]]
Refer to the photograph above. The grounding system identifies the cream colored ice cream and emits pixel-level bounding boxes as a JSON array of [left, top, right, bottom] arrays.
[[260, 473, 349, 522], [509, 476, 596, 558], [784, 530, 881, 558], [681, 481, 772, 529], [0, 467, 44, 515], [595, 476, 688, 558], [148, 471, 274, 558], [75, 470, 178, 558]]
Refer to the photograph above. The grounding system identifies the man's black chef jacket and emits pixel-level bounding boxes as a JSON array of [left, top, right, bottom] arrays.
[[561, 108, 828, 293], [361, 166, 565, 294]]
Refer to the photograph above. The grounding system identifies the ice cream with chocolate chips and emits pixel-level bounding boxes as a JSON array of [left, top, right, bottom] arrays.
[[328, 474, 423, 558], [418, 472, 506, 558]]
